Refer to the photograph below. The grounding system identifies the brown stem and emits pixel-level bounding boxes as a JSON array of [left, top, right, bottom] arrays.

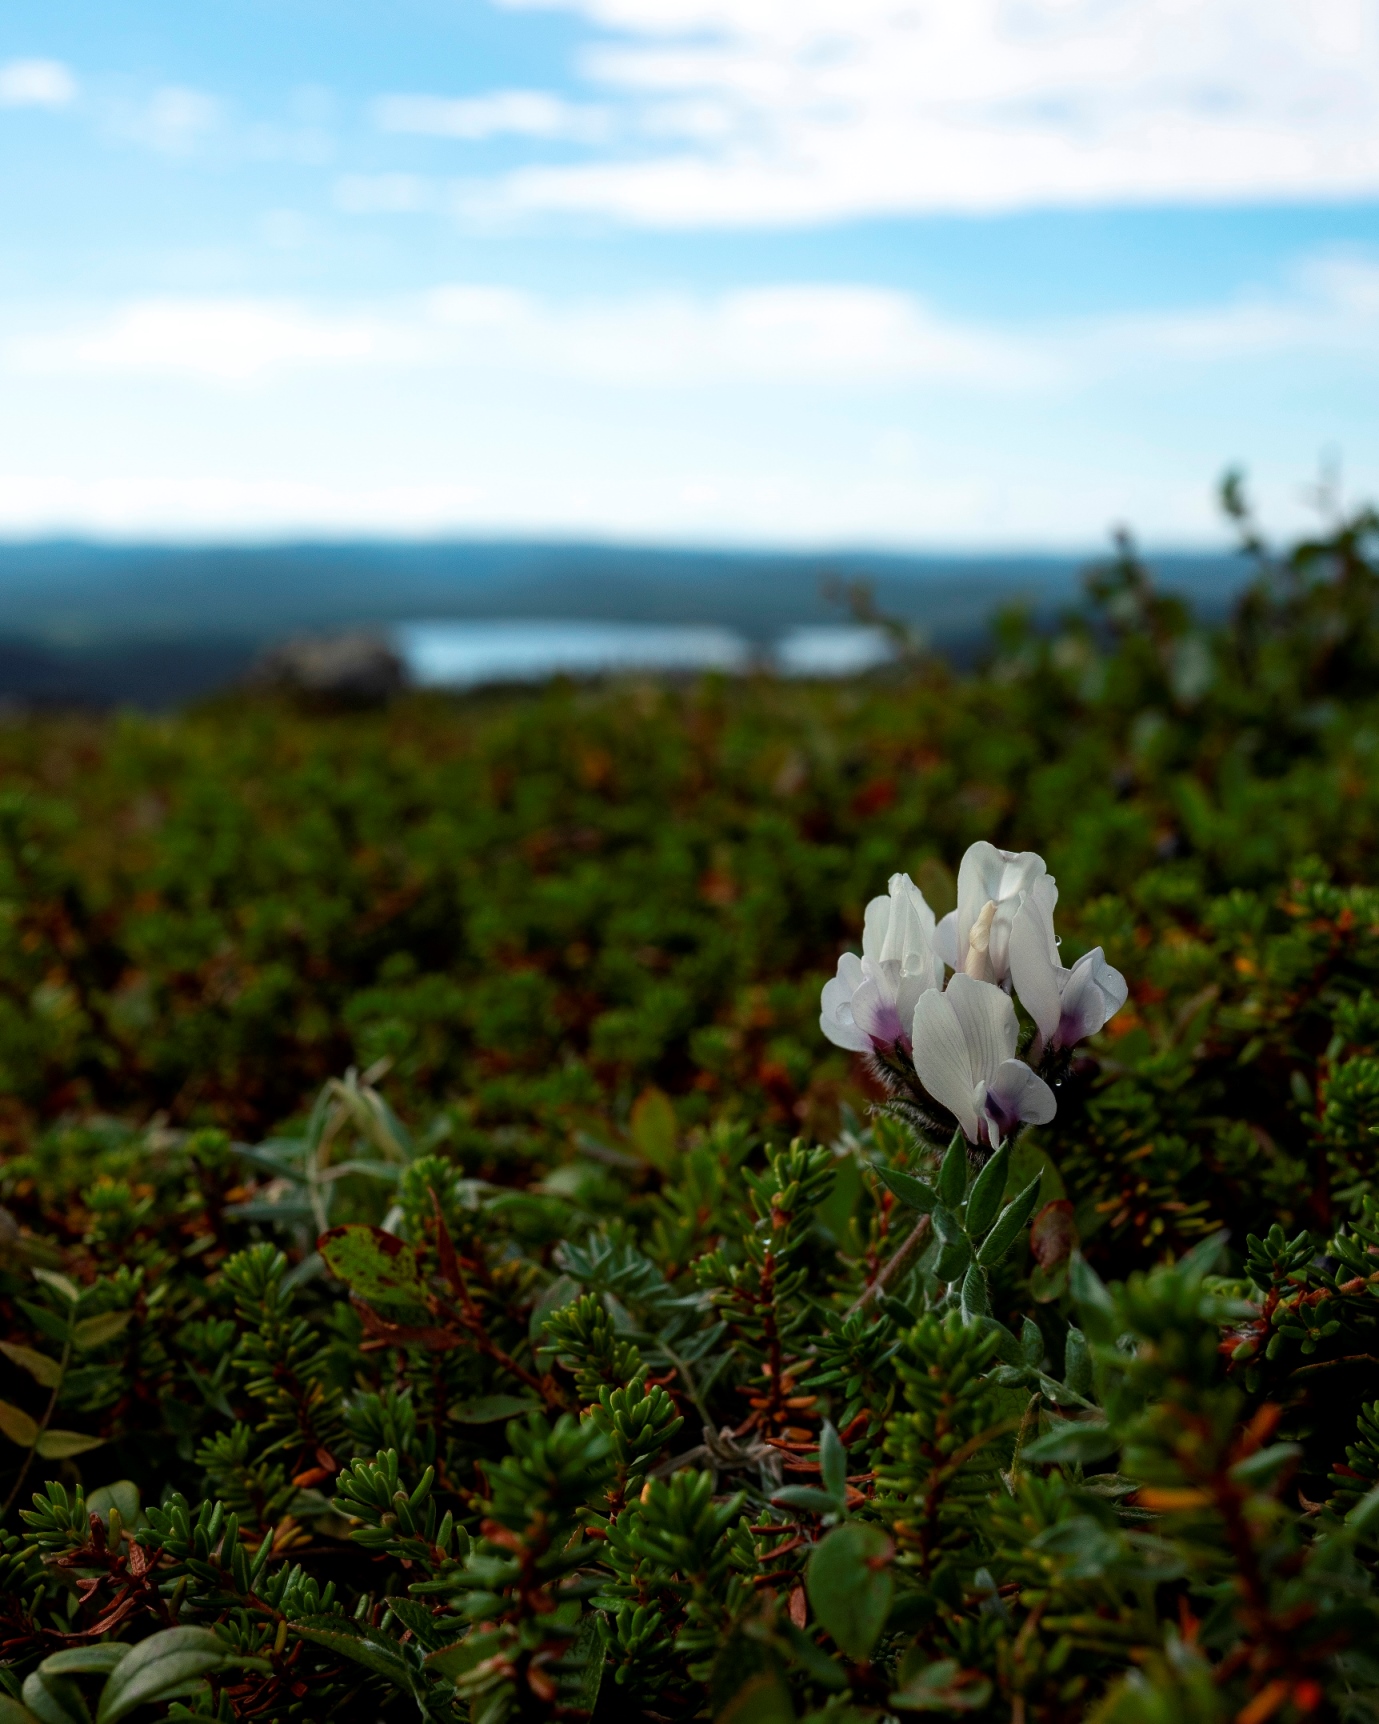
[[847, 1214, 932, 1317], [1, 1337, 72, 1525], [761, 1245, 784, 1427], [428, 1188, 567, 1409]]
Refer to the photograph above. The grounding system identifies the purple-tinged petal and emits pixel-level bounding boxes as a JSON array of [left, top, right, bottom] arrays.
[[851, 973, 909, 1050], [984, 1058, 1057, 1140], [1055, 948, 1128, 1048]]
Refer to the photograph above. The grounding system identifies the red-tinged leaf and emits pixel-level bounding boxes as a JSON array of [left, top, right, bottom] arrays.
[[319, 1225, 426, 1306], [354, 1301, 461, 1350], [806, 1522, 894, 1662], [1030, 1199, 1078, 1268], [428, 1188, 464, 1300]]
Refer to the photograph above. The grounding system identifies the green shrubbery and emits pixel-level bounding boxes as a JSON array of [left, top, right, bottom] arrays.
[[3, 488, 1379, 1719]]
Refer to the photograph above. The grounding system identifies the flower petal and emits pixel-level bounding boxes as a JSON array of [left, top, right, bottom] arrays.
[[1057, 948, 1129, 1047], [852, 969, 907, 1047], [911, 988, 979, 1140], [986, 1058, 1057, 1129], [836, 951, 865, 991], [1008, 898, 1064, 1044], [954, 841, 1008, 969], [944, 972, 1018, 1085], [862, 893, 891, 963], [894, 966, 931, 1042], [933, 909, 959, 971], [820, 974, 871, 1051], [879, 871, 933, 959], [954, 841, 1052, 981]]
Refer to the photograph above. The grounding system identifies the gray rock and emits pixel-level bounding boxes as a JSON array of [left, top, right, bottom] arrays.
[[250, 630, 405, 704]]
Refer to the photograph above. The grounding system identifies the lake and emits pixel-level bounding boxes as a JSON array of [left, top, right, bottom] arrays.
[[392, 620, 895, 687]]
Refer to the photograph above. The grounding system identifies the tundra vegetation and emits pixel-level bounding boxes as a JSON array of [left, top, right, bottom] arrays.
[[4, 484, 1379, 1722]]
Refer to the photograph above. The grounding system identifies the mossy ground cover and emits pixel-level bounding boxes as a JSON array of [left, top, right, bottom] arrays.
[[3, 504, 1379, 1721]]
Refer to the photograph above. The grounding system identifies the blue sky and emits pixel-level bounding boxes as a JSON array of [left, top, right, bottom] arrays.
[[4, 0, 1379, 547]]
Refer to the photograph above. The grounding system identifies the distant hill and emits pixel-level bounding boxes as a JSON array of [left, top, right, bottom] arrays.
[[0, 538, 1248, 708]]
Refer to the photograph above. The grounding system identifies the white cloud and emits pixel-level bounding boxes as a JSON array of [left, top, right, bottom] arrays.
[[467, 0, 1379, 223], [373, 89, 610, 142], [8, 250, 1379, 397], [10, 299, 405, 384], [6, 283, 1043, 389], [0, 58, 77, 108]]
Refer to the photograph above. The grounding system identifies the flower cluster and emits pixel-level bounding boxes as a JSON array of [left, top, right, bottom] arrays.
[[821, 841, 1127, 1148]]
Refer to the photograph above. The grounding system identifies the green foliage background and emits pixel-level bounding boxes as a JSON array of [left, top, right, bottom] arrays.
[[3, 489, 1379, 1721]]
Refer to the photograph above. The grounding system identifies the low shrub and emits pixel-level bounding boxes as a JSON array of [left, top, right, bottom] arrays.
[[2, 487, 1379, 1720]]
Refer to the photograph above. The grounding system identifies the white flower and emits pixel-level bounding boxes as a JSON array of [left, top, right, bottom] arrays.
[[934, 841, 1056, 987], [910, 973, 1056, 1147], [1008, 899, 1129, 1052], [820, 872, 944, 1054]]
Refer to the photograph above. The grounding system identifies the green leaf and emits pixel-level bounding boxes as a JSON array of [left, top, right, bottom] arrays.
[[36, 1430, 105, 1460], [0, 1399, 38, 1447], [930, 1204, 964, 1245], [1029, 1515, 1123, 1579], [290, 1620, 418, 1692], [0, 1697, 42, 1724], [71, 1312, 132, 1351], [891, 1657, 992, 1712], [959, 1264, 990, 1322], [716, 1672, 795, 1724], [806, 1521, 894, 1662], [975, 1173, 1043, 1267], [38, 1650, 129, 1679], [21, 1673, 88, 1724], [1020, 1317, 1044, 1367], [425, 1630, 505, 1680], [936, 1132, 968, 1211], [1063, 1326, 1093, 1399], [963, 1142, 1010, 1239], [95, 1629, 244, 1724], [87, 1481, 142, 1530], [973, 1317, 1022, 1367], [933, 1234, 972, 1283], [15, 1301, 71, 1345], [318, 1226, 427, 1306], [819, 1420, 848, 1501], [0, 1342, 63, 1387], [784, 1626, 851, 1691], [572, 1613, 607, 1718], [31, 1269, 80, 1305], [1346, 1484, 1379, 1537], [772, 1485, 845, 1514], [450, 1395, 540, 1424], [1022, 1420, 1118, 1465], [630, 1087, 679, 1172], [1228, 1444, 1302, 1486], [1070, 1253, 1119, 1344], [870, 1163, 938, 1213]]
